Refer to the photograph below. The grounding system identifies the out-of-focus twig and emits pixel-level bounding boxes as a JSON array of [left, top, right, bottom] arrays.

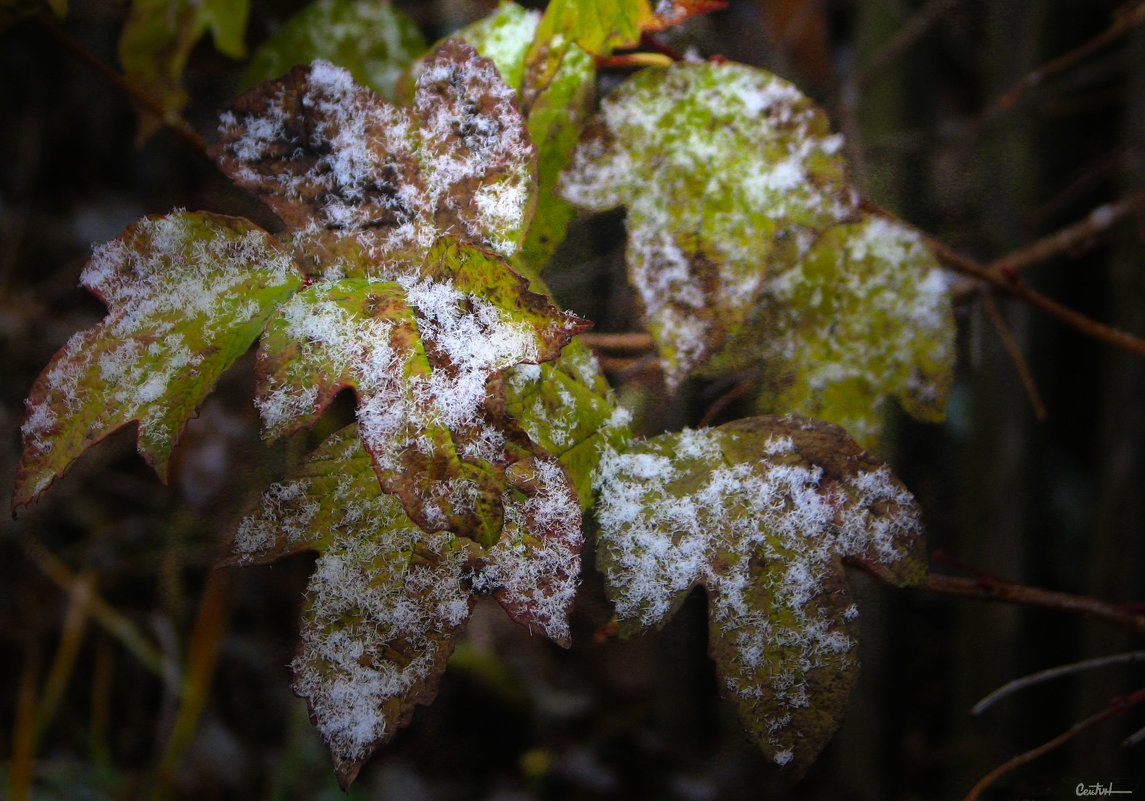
[[980, 293, 1048, 420], [33, 15, 208, 156], [988, 195, 1140, 276], [997, 1, 1145, 110], [962, 688, 1145, 801], [851, 0, 968, 90], [973, 651, 1145, 715]]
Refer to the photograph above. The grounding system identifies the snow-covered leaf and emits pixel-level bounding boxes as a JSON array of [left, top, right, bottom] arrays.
[[213, 40, 537, 260], [14, 212, 302, 510], [562, 62, 856, 390], [253, 236, 588, 545], [245, 0, 425, 100], [230, 422, 583, 786], [119, 0, 248, 137], [399, 2, 596, 274], [593, 416, 927, 771], [708, 214, 956, 449], [505, 338, 631, 508]]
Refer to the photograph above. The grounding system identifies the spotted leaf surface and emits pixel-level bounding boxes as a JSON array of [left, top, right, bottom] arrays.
[[593, 416, 927, 771], [231, 423, 582, 786], [244, 0, 425, 99], [709, 214, 956, 449], [254, 237, 588, 545], [562, 62, 856, 389], [14, 212, 302, 509], [213, 40, 537, 260]]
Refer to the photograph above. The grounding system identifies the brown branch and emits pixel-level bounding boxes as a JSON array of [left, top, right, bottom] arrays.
[[923, 574, 1145, 636], [980, 293, 1048, 420], [34, 15, 208, 156], [997, 1, 1145, 111], [988, 195, 1140, 276], [919, 232, 1145, 360], [962, 688, 1145, 801], [579, 332, 655, 353], [851, 0, 968, 90]]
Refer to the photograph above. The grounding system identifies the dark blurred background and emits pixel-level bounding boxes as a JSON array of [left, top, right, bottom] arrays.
[[3, 1, 1145, 799]]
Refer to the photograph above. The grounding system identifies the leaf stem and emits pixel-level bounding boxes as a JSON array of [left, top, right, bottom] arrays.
[[980, 292, 1048, 420]]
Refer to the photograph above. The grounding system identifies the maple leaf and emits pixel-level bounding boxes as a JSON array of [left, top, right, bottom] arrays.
[[211, 39, 538, 261], [562, 61, 856, 390], [708, 214, 957, 449], [14, 212, 302, 509], [229, 423, 583, 788], [593, 416, 927, 772], [253, 237, 588, 545], [243, 0, 426, 100], [119, 0, 248, 139]]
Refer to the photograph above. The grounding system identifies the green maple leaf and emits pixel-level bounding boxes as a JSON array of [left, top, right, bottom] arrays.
[[230, 423, 583, 787], [593, 416, 927, 772], [561, 61, 856, 390], [710, 214, 957, 449], [14, 212, 302, 509], [244, 0, 426, 100], [119, 0, 248, 136], [254, 237, 588, 545], [212, 39, 538, 262]]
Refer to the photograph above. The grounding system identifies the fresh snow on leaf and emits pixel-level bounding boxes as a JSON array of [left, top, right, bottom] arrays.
[[244, 0, 426, 100], [213, 40, 537, 260], [709, 214, 956, 450], [14, 212, 301, 509], [253, 237, 588, 545], [230, 423, 583, 785], [504, 338, 631, 508], [562, 61, 856, 390], [593, 416, 927, 771]]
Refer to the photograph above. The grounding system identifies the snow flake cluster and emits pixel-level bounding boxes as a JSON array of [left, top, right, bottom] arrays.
[[213, 40, 536, 262], [592, 417, 925, 767]]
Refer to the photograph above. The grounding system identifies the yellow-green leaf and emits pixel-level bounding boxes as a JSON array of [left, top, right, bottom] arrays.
[[562, 61, 856, 390], [14, 212, 302, 509], [244, 0, 425, 99], [593, 416, 927, 772]]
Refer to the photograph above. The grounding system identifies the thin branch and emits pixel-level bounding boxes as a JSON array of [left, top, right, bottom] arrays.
[[851, 0, 968, 90], [919, 232, 1145, 360], [579, 332, 655, 353], [923, 574, 1145, 636], [988, 195, 1140, 276], [997, 1, 1145, 111], [980, 293, 1048, 420], [33, 15, 208, 156], [962, 688, 1145, 801], [973, 651, 1145, 715]]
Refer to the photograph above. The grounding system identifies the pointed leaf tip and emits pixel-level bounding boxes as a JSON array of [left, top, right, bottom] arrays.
[[14, 212, 301, 510]]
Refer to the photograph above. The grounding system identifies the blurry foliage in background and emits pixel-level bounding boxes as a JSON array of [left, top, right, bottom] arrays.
[[2, 1, 1145, 800]]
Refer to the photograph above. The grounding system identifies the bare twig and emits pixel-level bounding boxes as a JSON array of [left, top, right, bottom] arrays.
[[579, 332, 655, 353], [973, 651, 1145, 715], [34, 15, 208, 156], [851, 0, 968, 90], [923, 574, 1145, 636], [980, 293, 1048, 420], [997, 1, 1145, 110], [988, 196, 1140, 276], [962, 689, 1145, 801], [920, 232, 1145, 360]]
